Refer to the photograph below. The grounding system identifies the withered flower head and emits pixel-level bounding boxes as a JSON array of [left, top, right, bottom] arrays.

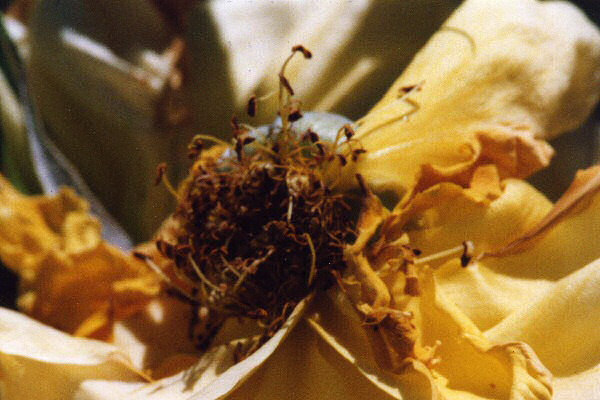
[[152, 47, 364, 353]]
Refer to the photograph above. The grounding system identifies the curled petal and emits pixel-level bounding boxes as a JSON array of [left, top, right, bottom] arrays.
[[485, 165, 600, 257], [391, 167, 600, 398], [390, 170, 552, 257], [417, 270, 553, 399], [341, 0, 600, 196], [0, 176, 159, 337]]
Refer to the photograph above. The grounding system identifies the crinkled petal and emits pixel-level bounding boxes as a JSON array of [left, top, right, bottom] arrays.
[[306, 270, 553, 399], [333, 182, 553, 399], [387, 175, 552, 330], [0, 176, 159, 337], [390, 174, 553, 257], [341, 0, 600, 196], [394, 167, 600, 330], [390, 167, 600, 398]]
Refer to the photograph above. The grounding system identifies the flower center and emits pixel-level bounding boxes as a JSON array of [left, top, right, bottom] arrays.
[[158, 117, 360, 351], [148, 45, 368, 354]]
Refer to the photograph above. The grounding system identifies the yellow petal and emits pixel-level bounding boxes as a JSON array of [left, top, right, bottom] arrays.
[[340, 0, 600, 197], [305, 270, 553, 400], [486, 258, 600, 378], [416, 269, 552, 400], [485, 165, 600, 257], [484, 257, 600, 400], [0, 176, 159, 337], [394, 170, 600, 398], [334, 182, 554, 398], [382, 175, 553, 330], [396, 170, 600, 329], [0, 307, 143, 400], [392, 175, 553, 257], [227, 320, 407, 400], [105, 297, 310, 399]]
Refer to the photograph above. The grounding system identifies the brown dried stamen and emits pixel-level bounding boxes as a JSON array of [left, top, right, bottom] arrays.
[[160, 133, 357, 351], [152, 46, 366, 355]]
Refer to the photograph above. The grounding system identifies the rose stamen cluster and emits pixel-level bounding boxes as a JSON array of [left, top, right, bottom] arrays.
[[158, 123, 360, 351]]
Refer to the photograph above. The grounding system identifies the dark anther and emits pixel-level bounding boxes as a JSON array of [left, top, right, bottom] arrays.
[[337, 154, 347, 166], [303, 129, 319, 143], [247, 95, 257, 117], [461, 240, 475, 267], [351, 148, 367, 162], [356, 173, 368, 195], [230, 115, 241, 131], [288, 109, 303, 122], [292, 44, 312, 59], [400, 85, 417, 93], [156, 239, 176, 259], [132, 251, 149, 261], [235, 140, 243, 161], [343, 124, 355, 140], [316, 143, 325, 156], [187, 136, 204, 159], [242, 136, 256, 146], [155, 162, 167, 186]]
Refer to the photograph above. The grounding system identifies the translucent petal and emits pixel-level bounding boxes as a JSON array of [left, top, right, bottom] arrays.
[[0, 308, 143, 400]]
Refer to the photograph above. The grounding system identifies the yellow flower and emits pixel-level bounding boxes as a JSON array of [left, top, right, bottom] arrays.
[[1, 0, 600, 399]]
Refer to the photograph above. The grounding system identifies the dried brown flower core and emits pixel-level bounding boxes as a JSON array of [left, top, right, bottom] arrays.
[[159, 129, 358, 351], [153, 46, 365, 352]]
